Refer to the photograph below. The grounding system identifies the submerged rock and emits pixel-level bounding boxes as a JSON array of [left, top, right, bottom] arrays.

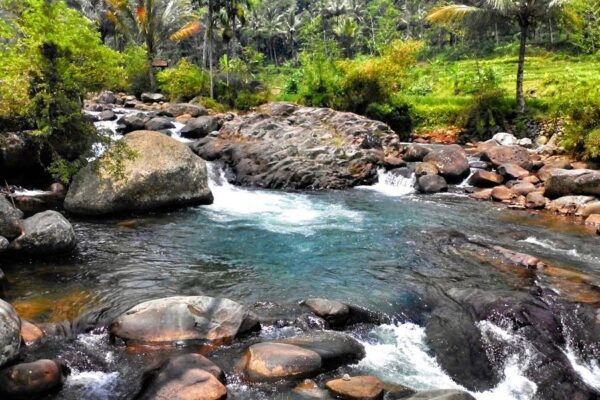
[[405, 390, 476, 400], [191, 102, 402, 190], [0, 300, 21, 368], [137, 354, 226, 400], [65, 131, 213, 216], [422, 145, 470, 183], [325, 375, 384, 400], [239, 332, 365, 382], [0, 196, 23, 239], [544, 169, 600, 198], [110, 296, 259, 345], [0, 359, 65, 399], [10, 211, 75, 254]]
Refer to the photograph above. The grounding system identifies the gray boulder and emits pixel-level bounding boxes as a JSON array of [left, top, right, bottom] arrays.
[[0, 299, 21, 368], [140, 93, 165, 103], [544, 169, 600, 199], [0, 196, 23, 239], [160, 103, 208, 118], [145, 117, 175, 131], [10, 211, 75, 254], [117, 114, 146, 134], [110, 295, 259, 345], [65, 131, 213, 216], [418, 175, 448, 194], [482, 145, 531, 170], [96, 91, 117, 104], [98, 110, 117, 121], [423, 145, 470, 183], [180, 116, 221, 139]]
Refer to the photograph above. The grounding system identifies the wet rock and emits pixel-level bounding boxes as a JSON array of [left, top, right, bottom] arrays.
[[0, 359, 65, 399], [239, 332, 365, 382], [405, 390, 476, 400], [65, 131, 213, 215], [509, 181, 537, 196], [482, 146, 531, 170], [585, 214, 600, 228], [160, 103, 208, 118], [11, 211, 75, 254], [415, 162, 438, 177], [404, 144, 430, 162], [0, 300, 21, 368], [145, 117, 175, 132], [491, 186, 514, 202], [0, 236, 8, 253], [0, 196, 23, 239], [20, 319, 45, 347], [544, 169, 600, 198], [141, 93, 165, 103], [325, 375, 384, 400], [470, 188, 493, 201], [468, 170, 503, 188], [302, 299, 349, 327], [180, 116, 221, 139], [293, 379, 332, 399], [110, 295, 259, 345], [497, 163, 529, 180], [382, 156, 406, 170], [98, 110, 117, 121], [137, 354, 226, 400], [191, 103, 400, 190], [423, 145, 470, 183], [525, 192, 548, 209], [239, 342, 322, 382], [117, 114, 146, 134], [0, 132, 51, 187], [295, 314, 329, 331], [492, 132, 517, 146], [546, 196, 596, 215], [418, 175, 448, 194], [469, 160, 491, 170], [492, 246, 545, 269]]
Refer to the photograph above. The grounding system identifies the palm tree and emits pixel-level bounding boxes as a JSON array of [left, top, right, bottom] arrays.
[[427, 0, 570, 113], [333, 15, 360, 57], [104, 0, 197, 90]]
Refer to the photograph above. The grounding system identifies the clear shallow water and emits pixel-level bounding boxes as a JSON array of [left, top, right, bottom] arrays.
[[3, 164, 600, 399]]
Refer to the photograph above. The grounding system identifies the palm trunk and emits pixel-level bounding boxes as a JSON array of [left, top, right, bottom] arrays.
[[146, 38, 156, 91], [208, 1, 214, 99], [516, 20, 529, 114]]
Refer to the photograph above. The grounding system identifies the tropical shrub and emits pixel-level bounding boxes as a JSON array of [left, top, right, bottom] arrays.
[[562, 96, 600, 159], [457, 89, 514, 140], [157, 59, 209, 101]]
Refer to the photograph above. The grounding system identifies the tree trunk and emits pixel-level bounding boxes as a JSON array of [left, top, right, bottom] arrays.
[[516, 19, 529, 114], [208, 1, 214, 99], [146, 38, 156, 91]]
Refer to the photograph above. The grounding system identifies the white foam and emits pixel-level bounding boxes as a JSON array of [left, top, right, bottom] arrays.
[[65, 370, 119, 400], [356, 322, 538, 400], [358, 169, 416, 197], [521, 237, 598, 263], [12, 189, 48, 196], [204, 163, 363, 235], [564, 345, 600, 390]]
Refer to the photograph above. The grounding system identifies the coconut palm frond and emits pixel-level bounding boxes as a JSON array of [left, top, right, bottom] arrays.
[[426, 5, 484, 25], [485, 0, 517, 14], [170, 19, 201, 41]]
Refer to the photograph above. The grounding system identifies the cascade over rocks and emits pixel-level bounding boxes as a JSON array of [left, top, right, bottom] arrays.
[[10, 211, 75, 254], [0, 299, 21, 368], [544, 169, 600, 198], [65, 131, 213, 216], [110, 296, 259, 345], [136, 354, 227, 400], [190, 102, 403, 190], [238, 331, 365, 382], [422, 145, 470, 183]]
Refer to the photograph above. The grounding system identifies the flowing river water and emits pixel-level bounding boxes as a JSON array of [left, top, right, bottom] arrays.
[[2, 112, 600, 399]]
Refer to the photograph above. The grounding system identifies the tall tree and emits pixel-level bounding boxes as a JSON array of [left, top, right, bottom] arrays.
[[427, 0, 570, 113]]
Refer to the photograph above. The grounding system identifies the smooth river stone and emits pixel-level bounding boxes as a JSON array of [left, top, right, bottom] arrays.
[[110, 296, 259, 345]]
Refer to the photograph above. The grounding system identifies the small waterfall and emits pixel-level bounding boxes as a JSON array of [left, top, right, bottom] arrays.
[[359, 169, 416, 197]]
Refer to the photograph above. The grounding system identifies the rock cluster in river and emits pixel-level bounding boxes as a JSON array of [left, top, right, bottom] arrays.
[[65, 131, 213, 216], [190, 102, 405, 190]]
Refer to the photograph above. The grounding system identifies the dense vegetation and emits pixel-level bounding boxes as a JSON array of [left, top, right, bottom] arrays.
[[1, 0, 600, 178]]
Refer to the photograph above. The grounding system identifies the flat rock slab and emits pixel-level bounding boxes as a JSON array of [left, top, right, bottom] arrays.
[[110, 296, 259, 345], [325, 375, 384, 400]]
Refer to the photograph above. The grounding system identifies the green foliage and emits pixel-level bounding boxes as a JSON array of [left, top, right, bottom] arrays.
[[95, 140, 140, 183], [562, 96, 600, 159], [123, 45, 152, 96], [365, 101, 413, 138], [457, 89, 514, 140], [157, 59, 209, 101]]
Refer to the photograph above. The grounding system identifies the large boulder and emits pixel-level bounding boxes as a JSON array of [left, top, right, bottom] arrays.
[[418, 175, 448, 194], [544, 169, 600, 199], [137, 354, 226, 400], [145, 117, 175, 132], [422, 145, 470, 183], [110, 296, 259, 345], [325, 376, 384, 400], [65, 131, 213, 216], [0, 359, 65, 399], [0, 300, 21, 368], [10, 211, 75, 254], [180, 116, 221, 139], [404, 144, 430, 162], [239, 332, 365, 382], [117, 114, 147, 134], [141, 93, 166, 103], [160, 103, 208, 118], [482, 146, 531, 170], [468, 170, 503, 188], [0, 196, 23, 239], [96, 91, 117, 104], [190, 103, 402, 190]]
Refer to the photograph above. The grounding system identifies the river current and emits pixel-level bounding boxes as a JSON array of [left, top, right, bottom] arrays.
[[2, 113, 600, 399]]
